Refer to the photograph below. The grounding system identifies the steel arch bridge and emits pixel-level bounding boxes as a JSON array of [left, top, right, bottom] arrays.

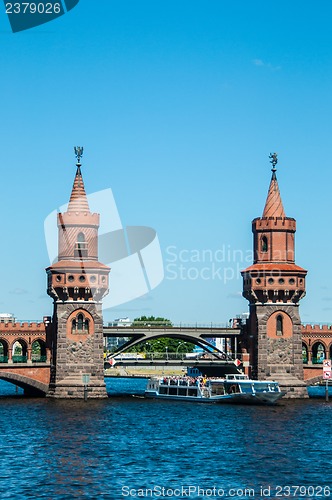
[[103, 324, 242, 359]]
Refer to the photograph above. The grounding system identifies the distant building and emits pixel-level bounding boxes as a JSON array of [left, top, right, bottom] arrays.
[[0, 313, 15, 322], [109, 317, 132, 327], [106, 318, 132, 351]]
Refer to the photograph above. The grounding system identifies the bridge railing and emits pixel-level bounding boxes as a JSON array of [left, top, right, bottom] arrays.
[[105, 322, 237, 330], [111, 352, 239, 362], [0, 356, 48, 364]]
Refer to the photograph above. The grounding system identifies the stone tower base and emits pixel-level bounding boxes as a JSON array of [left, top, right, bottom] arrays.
[[47, 376, 107, 399], [267, 374, 308, 399]]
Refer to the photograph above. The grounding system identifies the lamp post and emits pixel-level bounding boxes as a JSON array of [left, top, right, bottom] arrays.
[[176, 342, 185, 359], [145, 342, 151, 353], [165, 346, 168, 361]]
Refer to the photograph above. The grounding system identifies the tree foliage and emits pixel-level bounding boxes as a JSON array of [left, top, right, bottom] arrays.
[[129, 316, 195, 353], [132, 315, 172, 327]]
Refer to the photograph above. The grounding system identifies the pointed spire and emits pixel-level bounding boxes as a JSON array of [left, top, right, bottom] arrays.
[[262, 153, 286, 218], [67, 147, 90, 212]]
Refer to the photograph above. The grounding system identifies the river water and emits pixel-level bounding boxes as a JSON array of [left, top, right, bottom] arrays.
[[0, 379, 331, 500]]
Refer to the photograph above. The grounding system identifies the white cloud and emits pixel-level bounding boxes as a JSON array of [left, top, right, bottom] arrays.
[[252, 59, 281, 71]]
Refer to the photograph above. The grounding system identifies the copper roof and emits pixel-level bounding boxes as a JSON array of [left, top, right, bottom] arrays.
[[262, 173, 286, 218], [67, 165, 90, 213]]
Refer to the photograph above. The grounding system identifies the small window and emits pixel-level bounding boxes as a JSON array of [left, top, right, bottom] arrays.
[[77, 314, 84, 330], [276, 315, 283, 336], [261, 236, 268, 253], [75, 232, 88, 258], [72, 313, 90, 334]]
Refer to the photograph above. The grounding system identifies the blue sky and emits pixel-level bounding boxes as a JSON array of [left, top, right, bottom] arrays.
[[0, 0, 332, 324]]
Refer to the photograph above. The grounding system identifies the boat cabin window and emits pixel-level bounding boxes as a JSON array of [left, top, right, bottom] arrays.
[[253, 382, 278, 393], [210, 383, 225, 396], [227, 384, 240, 394]]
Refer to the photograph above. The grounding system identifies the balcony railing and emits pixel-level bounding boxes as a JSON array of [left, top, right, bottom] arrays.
[[32, 356, 47, 363], [312, 357, 324, 365], [12, 355, 27, 363]]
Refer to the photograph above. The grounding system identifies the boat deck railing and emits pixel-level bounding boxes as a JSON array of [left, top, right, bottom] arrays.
[[159, 378, 202, 388]]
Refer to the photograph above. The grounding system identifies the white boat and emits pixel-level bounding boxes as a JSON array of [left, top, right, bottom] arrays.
[[145, 374, 285, 405]]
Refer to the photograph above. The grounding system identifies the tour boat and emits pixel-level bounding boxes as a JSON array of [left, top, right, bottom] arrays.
[[145, 374, 285, 405], [307, 381, 332, 398]]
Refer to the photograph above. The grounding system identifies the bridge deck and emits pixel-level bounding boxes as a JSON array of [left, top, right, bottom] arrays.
[[103, 326, 241, 337]]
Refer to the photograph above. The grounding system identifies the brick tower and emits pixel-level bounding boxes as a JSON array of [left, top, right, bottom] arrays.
[[241, 153, 308, 397], [46, 148, 110, 398]]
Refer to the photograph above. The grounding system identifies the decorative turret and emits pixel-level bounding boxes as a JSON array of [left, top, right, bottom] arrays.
[[46, 148, 110, 399], [242, 153, 307, 305], [46, 148, 110, 303]]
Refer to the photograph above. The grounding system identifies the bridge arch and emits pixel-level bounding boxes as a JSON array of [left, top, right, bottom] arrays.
[[0, 338, 9, 362], [0, 372, 48, 396], [109, 332, 229, 359]]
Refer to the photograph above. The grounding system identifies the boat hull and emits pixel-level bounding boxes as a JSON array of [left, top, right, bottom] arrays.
[[144, 390, 285, 405], [307, 385, 332, 398]]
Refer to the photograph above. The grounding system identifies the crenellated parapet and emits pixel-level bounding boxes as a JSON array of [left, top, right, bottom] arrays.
[[0, 321, 46, 332], [253, 216, 296, 231], [301, 324, 332, 347], [302, 324, 332, 332]]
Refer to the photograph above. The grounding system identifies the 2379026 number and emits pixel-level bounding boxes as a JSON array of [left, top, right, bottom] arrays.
[[5, 3, 62, 14]]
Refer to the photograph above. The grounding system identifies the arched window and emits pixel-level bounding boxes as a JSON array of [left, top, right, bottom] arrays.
[[31, 340, 47, 363], [12, 340, 28, 363], [276, 315, 283, 336], [0, 340, 8, 363], [312, 342, 325, 364], [302, 343, 308, 364], [77, 314, 84, 330], [75, 232, 88, 258], [72, 312, 89, 334], [261, 236, 268, 253]]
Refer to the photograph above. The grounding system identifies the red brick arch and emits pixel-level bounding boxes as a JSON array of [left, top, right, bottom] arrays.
[[0, 370, 49, 395], [266, 310, 293, 339], [66, 308, 94, 342], [9, 338, 28, 353]]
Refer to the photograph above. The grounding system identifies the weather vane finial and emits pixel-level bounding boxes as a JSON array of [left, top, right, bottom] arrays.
[[269, 152, 278, 176], [74, 146, 83, 166]]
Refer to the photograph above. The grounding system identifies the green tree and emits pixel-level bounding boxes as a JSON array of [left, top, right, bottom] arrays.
[[129, 316, 195, 353], [132, 315, 172, 327]]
